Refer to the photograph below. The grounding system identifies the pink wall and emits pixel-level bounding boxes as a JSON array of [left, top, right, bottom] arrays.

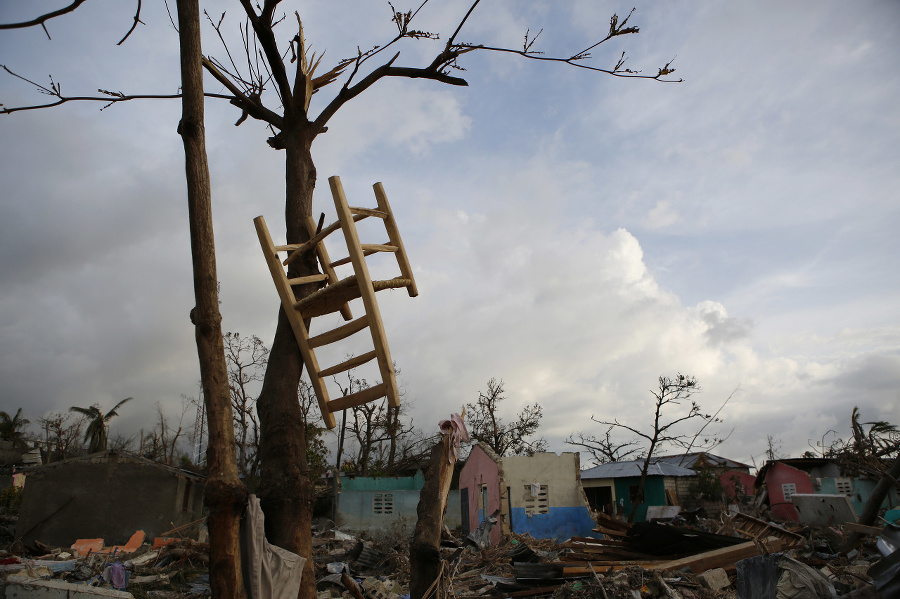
[[720, 470, 757, 502], [765, 462, 814, 521], [459, 445, 502, 545]]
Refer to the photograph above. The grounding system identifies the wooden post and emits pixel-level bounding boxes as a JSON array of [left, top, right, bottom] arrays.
[[410, 434, 457, 599]]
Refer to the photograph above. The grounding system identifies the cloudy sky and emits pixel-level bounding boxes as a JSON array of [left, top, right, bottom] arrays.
[[1, 1, 898, 469]]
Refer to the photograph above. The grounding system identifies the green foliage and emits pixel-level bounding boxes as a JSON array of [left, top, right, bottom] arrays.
[[69, 398, 133, 454], [689, 465, 723, 501], [0, 485, 23, 513], [305, 423, 330, 480], [0, 408, 30, 450]]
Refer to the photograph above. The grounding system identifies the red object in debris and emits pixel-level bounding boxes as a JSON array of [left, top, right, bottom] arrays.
[[111, 530, 145, 554], [152, 537, 177, 549], [71, 538, 104, 555], [0, 557, 20, 565]]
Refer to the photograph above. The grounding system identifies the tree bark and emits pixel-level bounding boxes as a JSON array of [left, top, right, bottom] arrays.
[[410, 435, 456, 599], [176, 0, 247, 596], [840, 456, 900, 555], [255, 121, 320, 599]]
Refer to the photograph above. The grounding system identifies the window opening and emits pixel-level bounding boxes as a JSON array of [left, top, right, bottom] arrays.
[[373, 492, 394, 515]]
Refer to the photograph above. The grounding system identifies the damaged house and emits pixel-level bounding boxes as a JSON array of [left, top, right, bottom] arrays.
[[335, 472, 461, 533], [580, 459, 697, 522], [755, 457, 900, 522], [16, 450, 205, 547], [459, 442, 597, 543]]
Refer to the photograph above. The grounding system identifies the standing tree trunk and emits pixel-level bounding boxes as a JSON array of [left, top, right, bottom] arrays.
[[410, 434, 457, 599], [255, 123, 320, 599], [176, 0, 247, 595]]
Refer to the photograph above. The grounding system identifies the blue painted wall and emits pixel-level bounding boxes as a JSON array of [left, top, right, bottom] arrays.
[[508, 506, 598, 540]]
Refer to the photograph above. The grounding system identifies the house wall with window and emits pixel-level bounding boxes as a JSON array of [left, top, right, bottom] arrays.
[[501, 452, 597, 541], [458, 443, 503, 545], [762, 461, 816, 521], [336, 473, 461, 532]]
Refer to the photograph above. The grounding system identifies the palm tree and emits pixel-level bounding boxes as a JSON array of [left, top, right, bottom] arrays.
[[70, 398, 133, 454], [0, 408, 30, 449]]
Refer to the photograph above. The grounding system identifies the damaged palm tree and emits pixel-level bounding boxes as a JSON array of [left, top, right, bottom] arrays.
[[410, 415, 469, 599]]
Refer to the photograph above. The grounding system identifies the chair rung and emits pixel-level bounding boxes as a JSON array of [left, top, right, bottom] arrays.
[[349, 207, 388, 219], [326, 382, 388, 412], [287, 274, 328, 286], [329, 243, 396, 268], [308, 316, 369, 349], [318, 350, 377, 378]]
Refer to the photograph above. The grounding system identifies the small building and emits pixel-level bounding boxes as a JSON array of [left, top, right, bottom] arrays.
[[335, 472, 461, 533], [653, 452, 755, 504], [755, 457, 900, 521], [580, 459, 697, 522], [16, 450, 205, 547], [459, 443, 596, 544]]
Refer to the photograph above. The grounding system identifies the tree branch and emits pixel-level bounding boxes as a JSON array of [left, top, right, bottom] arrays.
[[237, 0, 294, 115]]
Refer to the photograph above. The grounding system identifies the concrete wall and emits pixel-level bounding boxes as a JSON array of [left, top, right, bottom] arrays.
[[335, 474, 460, 532], [817, 475, 900, 516], [458, 444, 502, 545], [764, 462, 815, 521], [501, 452, 597, 541], [16, 453, 205, 547], [720, 470, 757, 502]]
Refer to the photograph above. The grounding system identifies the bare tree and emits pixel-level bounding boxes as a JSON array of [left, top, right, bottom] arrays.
[[590, 374, 725, 523], [3, 4, 680, 592], [37, 412, 86, 462], [224, 332, 268, 480], [466, 378, 546, 457], [567, 425, 641, 466]]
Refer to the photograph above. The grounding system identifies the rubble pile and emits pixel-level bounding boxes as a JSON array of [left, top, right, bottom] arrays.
[[0, 510, 896, 598]]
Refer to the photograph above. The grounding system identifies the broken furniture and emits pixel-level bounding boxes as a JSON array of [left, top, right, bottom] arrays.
[[255, 175, 417, 429]]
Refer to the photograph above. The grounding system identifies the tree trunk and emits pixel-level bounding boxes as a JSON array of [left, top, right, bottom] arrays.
[[175, 0, 247, 596], [840, 456, 900, 555], [410, 435, 456, 599], [255, 122, 319, 599]]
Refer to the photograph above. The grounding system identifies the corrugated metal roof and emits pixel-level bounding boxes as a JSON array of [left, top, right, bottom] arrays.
[[653, 452, 751, 470], [581, 459, 696, 479]]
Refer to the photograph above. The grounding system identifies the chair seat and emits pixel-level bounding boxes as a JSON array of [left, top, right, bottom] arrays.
[[296, 275, 413, 319]]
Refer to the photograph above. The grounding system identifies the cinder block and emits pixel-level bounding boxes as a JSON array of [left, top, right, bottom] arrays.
[[699, 567, 731, 591]]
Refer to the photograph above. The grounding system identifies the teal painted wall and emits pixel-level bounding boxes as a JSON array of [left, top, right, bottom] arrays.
[[340, 473, 424, 491], [612, 477, 667, 523], [818, 477, 900, 515]]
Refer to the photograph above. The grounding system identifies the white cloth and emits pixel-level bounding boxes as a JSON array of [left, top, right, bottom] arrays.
[[240, 494, 306, 599], [439, 413, 470, 463]]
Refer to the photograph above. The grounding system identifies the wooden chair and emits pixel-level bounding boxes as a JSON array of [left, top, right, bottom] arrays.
[[254, 175, 417, 428]]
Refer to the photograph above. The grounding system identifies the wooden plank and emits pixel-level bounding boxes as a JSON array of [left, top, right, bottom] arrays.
[[329, 176, 400, 408], [373, 182, 418, 297], [318, 350, 377, 378], [287, 273, 328, 286], [308, 316, 369, 349], [304, 215, 353, 321], [843, 522, 883, 536], [326, 383, 389, 412], [666, 489, 678, 507], [253, 215, 335, 429], [647, 538, 783, 573], [349, 207, 387, 219], [360, 243, 398, 253]]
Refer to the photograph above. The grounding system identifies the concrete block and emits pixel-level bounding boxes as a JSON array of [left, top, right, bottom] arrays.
[[699, 567, 731, 591], [1, 579, 132, 599], [791, 494, 858, 527]]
